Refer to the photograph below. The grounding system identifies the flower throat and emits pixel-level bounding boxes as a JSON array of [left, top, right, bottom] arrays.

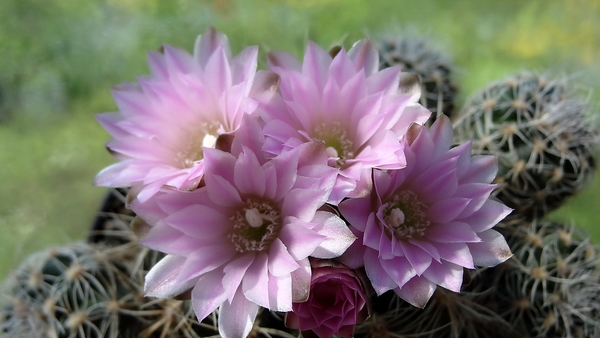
[[383, 190, 430, 239], [229, 199, 282, 253]]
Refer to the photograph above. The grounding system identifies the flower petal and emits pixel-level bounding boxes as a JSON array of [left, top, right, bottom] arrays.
[[268, 238, 301, 277], [364, 249, 398, 295], [218, 287, 260, 338], [468, 229, 513, 267], [242, 252, 270, 308], [145, 255, 198, 298], [394, 276, 436, 308], [309, 211, 356, 259], [291, 258, 312, 303], [422, 260, 463, 293], [191, 269, 230, 321]]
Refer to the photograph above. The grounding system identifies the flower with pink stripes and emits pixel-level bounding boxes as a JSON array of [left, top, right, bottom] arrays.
[[259, 39, 431, 203], [94, 28, 259, 202], [339, 116, 512, 308]]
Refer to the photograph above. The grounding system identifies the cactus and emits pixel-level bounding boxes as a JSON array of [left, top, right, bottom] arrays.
[[350, 219, 600, 338], [473, 220, 600, 338], [353, 289, 520, 338], [88, 188, 137, 246], [377, 32, 458, 124], [0, 241, 218, 338], [453, 72, 598, 221]]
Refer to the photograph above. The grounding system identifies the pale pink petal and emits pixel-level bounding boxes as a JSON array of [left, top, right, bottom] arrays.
[[427, 198, 471, 223], [366, 66, 401, 95], [422, 260, 463, 292], [177, 245, 236, 282], [455, 183, 497, 218], [231, 45, 258, 85], [147, 51, 169, 79], [468, 229, 513, 267], [427, 222, 481, 243], [364, 249, 398, 295], [233, 147, 266, 196], [400, 241, 433, 275], [267, 239, 300, 276], [165, 204, 231, 238], [389, 102, 431, 136], [268, 50, 302, 73], [278, 220, 325, 260], [348, 38, 378, 75], [462, 155, 498, 184], [428, 115, 454, 159], [218, 287, 260, 338], [194, 27, 231, 65], [409, 239, 441, 262], [230, 113, 265, 160], [93, 160, 137, 187], [394, 276, 436, 308], [338, 197, 372, 232], [435, 242, 475, 269], [380, 256, 415, 289], [291, 258, 312, 302], [309, 211, 356, 259], [282, 188, 328, 221], [164, 45, 198, 76], [268, 273, 293, 311], [302, 41, 332, 91], [462, 200, 513, 233], [145, 255, 198, 298], [337, 228, 367, 269], [222, 255, 255, 300], [204, 173, 242, 206], [191, 269, 231, 321], [242, 252, 270, 308]]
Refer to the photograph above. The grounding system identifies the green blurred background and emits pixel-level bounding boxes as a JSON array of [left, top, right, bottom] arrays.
[[0, 0, 599, 280]]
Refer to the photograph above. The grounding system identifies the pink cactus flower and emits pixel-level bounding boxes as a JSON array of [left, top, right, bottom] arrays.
[[285, 260, 370, 338], [339, 116, 513, 308], [94, 27, 260, 202], [131, 115, 356, 338], [258, 39, 431, 204]]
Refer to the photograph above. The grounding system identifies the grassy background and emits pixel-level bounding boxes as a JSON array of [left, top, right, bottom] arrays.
[[0, 0, 599, 280]]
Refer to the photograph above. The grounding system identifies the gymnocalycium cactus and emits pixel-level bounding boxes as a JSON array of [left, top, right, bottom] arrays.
[[474, 220, 600, 338], [377, 32, 458, 124], [453, 72, 598, 221], [0, 241, 216, 338]]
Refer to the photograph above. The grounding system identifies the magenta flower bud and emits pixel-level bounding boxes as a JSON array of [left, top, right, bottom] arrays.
[[285, 260, 370, 338]]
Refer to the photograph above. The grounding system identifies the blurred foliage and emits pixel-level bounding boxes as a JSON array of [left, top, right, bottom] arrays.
[[0, 0, 598, 279]]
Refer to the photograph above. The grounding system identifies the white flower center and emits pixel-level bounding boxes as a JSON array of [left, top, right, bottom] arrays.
[[230, 199, 282, 253], [245, 208, 264, 228], [312, 121, 354, 167], [202, 133, 217, 148], [383, 190, 429, 239], [386, 208, 406, 228], [175, 121, 220, 169]]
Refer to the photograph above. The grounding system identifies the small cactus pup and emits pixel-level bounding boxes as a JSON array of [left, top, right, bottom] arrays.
[[473, 220, 600, 338], [376, 32, 458, 124], [0, 242, 217, 338], [453, 72, 598, 221]]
